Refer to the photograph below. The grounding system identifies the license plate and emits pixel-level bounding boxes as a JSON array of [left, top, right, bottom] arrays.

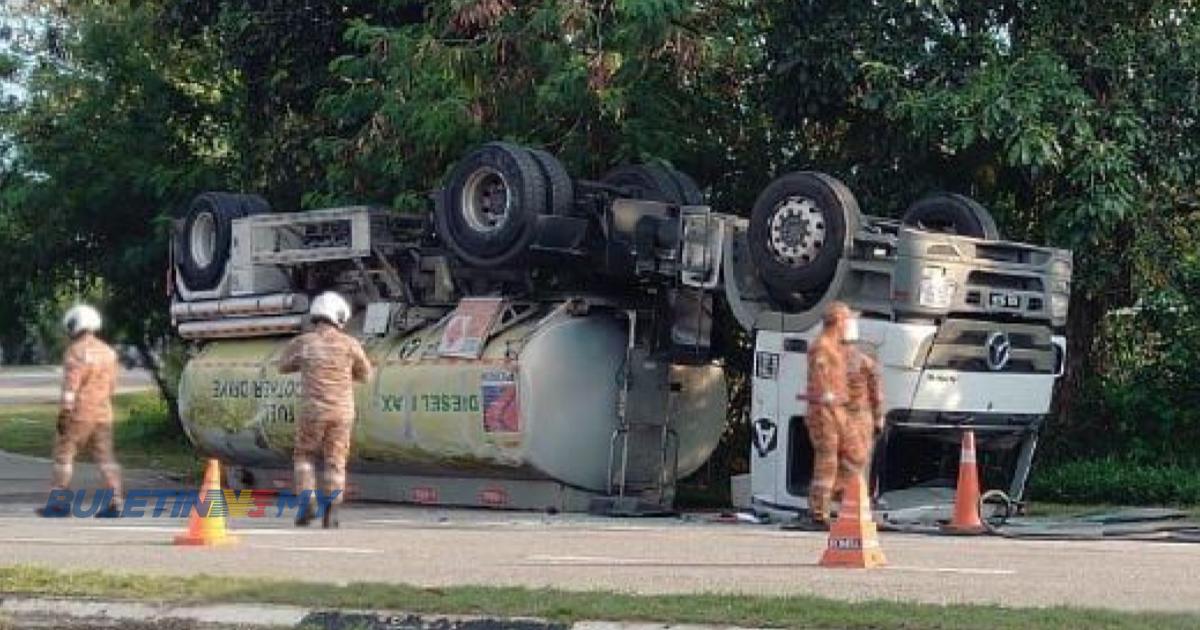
[[989, 292, 1020, 308]]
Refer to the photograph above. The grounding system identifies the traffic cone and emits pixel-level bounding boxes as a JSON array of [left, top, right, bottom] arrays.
[[943, 430, 986, 535], [820, 473, 886, 569], [174, 458, 239, 546]]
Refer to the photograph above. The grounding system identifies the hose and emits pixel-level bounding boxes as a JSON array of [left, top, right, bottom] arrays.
[[971, 489, 1200, 542], [978, 489, 1015, 535]]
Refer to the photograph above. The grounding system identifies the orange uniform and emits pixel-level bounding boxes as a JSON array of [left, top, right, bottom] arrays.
[[845, 345, 884, 435], [53, 333, 122, 496], [804, 302, 875, 524], [278, 323, 372, 504], [835, 344, 885, 499]]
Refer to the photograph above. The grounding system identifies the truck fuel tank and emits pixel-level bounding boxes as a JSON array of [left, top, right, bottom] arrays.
[[178, 304, 727, 496]]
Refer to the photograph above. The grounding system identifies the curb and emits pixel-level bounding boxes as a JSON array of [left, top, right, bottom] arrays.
[[0, 597, 306, 626], [0, 597, 769, 629]]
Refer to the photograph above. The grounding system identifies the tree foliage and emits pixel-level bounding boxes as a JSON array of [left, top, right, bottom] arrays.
[[0, 1, 237, 418], [0, 0, 1198, 464], [764, 0, 1200, 461], [315, 0, 767, 212]]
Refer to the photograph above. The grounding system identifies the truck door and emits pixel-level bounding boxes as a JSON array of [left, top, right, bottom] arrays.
[[749, 331, 784, 505], [775, 332, 811, 504]]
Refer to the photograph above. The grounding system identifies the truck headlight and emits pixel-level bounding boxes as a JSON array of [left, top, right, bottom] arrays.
[[918, 266, 955, 308], [1051, 292, 1069, 319]]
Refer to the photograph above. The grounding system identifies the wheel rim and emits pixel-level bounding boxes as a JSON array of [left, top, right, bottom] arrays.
[[914, 215, 960, 235], [460, 166, 511, 233], [190, 211, 217, 269], [767, 196, 827, 267]]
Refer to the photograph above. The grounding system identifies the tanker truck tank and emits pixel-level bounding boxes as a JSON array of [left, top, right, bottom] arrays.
[[179, 302, 727, 512]]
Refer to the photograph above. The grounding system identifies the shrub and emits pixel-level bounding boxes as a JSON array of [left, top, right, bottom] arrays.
[[1028, 458, 1200, 505]]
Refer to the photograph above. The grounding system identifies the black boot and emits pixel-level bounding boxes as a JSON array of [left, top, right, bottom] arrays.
[[35, 504, 70, 518], [322, 503, 338, 529], [95, 500, 123, 518], [295, 499, 316, 527], [780, 514, 830, 532]]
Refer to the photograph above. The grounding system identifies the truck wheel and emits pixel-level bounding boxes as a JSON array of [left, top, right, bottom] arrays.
[[602, 164, 700, 205], [748, 171, 860, 293], [669, 168, 705, 205], [902, 193, 1000, 240], [176, 192, 270, 291], [439, 142, 548, 267], [526, 147, 575, 216]]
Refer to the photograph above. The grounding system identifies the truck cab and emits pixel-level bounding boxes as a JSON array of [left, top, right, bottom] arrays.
[[723, 175, 1072, 521]]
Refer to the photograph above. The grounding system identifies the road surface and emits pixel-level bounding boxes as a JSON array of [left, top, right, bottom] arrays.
[[0, 366, 154, 405], [1, 451, 1199, 614]]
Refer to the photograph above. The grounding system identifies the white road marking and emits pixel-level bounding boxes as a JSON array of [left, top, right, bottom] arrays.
[[523, 555, 1017, 575], [251, 545, 380, 555], [886, 565, 1017, 576], [363, 518, 676, 533], [524, 554, 658, 565], [72, 525, 316, 536], [365, 518, 534, 526]]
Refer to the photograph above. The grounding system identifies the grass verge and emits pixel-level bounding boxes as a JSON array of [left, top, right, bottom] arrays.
[[1028, 458, 1200, 506], [2, 565, 1198, 630], [1024, 502, 1200, 520], [0, 392, 199, 479]]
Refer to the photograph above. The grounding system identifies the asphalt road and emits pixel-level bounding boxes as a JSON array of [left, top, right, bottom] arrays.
[[0, 366, 154, 405], [2, 452, 1199, 614]]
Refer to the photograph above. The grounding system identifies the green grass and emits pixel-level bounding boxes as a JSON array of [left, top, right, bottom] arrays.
[[0, 392, 200, 480], [1028, 458, 1200, 506], [1, 565, 1198, 630], [1024, 501, 1200, 520]]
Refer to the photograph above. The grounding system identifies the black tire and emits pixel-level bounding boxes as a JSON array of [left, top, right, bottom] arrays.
[[526, 147, 575, 216], [438, 142, 548, 268], [668, 168, 705, 205], [902, 193, 1000, 240], [748, 171, 860, 293], [175, 192, 270, 291], [602, 164, 688, 204]]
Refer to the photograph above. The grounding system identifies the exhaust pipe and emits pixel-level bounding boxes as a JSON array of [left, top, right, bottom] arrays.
[[171, 293, 309, 322], [178, 315, 304, 340]]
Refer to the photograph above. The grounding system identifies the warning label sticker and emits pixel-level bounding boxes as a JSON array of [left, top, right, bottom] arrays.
[[481, 371, 519, 433], [439, 298, 504, 359]]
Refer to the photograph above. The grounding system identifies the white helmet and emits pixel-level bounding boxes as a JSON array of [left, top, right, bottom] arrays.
[[63, 304, 103, 337], [309, 292, 352, 328]]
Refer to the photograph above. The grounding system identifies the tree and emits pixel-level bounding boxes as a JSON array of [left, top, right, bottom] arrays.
[[160, 0, 427, 211], [316, 0, 769, 212], [1, 2, 238, 424], [762, 0, 1200, 460], [4, 0, 1199, 468]]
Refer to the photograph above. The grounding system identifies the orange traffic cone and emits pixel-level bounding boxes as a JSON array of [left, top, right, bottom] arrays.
[[943, 430, 986, 535], [174, 458, 239, 546], [820, 473, 886, 569]]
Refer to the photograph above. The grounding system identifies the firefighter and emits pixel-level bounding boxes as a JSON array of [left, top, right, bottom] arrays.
[[278, 291, 372, 528], [38, 304, 123, 518], [836, 323, 885, 502], [802, 301, 868, 529]]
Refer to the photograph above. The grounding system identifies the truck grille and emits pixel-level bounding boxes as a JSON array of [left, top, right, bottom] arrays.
[[924, 319, 1055, 374]]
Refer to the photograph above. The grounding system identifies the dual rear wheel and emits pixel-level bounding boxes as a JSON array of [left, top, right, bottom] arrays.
[[438, 143, 704, 268], [176, 192, 270, 291]]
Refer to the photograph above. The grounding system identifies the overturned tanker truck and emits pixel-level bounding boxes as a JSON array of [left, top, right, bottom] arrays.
[[171, 142, 728, 514], [171, 142, 1072, 516]]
